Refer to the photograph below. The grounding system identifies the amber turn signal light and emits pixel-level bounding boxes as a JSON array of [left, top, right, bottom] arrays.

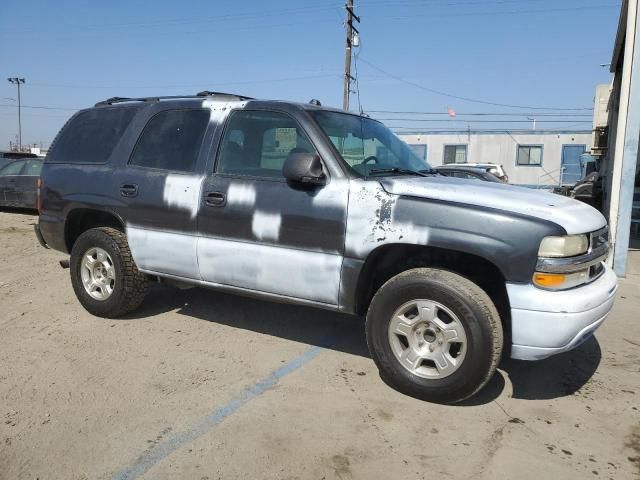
[[532, 272, 566, 288]]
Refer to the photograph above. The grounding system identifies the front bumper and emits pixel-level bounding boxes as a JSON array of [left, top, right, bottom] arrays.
[[507, 263, 618, 360]]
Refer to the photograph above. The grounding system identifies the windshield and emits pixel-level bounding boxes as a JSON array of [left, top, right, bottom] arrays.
[[310, 111, 432, 177]]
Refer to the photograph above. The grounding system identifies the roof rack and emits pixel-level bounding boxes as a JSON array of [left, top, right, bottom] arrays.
[[95, 91, 253, 107]]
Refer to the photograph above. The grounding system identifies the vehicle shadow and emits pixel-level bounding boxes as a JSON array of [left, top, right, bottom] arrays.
[[500, 337, 601, 400], [125, 283, 370, 358], [125, 284, 601, 405], [0, 206, 38, 215]]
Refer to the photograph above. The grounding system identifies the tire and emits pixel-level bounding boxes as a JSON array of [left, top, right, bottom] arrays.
[[366, 268, 503, 404], [70, 227, 148, 318]]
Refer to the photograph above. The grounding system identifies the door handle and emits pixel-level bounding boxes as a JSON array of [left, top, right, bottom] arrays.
[[205, 191, 226, 207], [120, 183, 139, 197]]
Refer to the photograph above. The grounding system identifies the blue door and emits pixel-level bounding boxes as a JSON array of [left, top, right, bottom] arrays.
[[561, 145, 586, 185]]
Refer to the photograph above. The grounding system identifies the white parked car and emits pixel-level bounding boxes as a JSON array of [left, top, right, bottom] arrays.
[[458, 163, 509, 183]]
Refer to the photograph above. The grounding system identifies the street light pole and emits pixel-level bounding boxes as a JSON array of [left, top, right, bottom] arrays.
[[7, 77, 26, 150]]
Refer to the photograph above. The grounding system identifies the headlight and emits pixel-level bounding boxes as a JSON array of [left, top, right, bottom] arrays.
[[538, 235, 588, 258]]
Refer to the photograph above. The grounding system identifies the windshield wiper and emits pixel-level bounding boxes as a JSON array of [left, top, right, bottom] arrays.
[[368, 168, 431, 177], [419, 168, 443, 176]]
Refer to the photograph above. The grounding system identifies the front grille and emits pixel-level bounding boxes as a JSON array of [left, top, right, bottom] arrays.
[[585, 227, 608, 283], [588, 261, 605, 281], [590, 227, 609, 251]]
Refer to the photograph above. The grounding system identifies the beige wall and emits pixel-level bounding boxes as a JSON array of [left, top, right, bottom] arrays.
[[399, 132, 593, 186]]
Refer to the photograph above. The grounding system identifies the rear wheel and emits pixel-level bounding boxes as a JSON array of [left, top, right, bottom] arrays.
[[366, 268, 503, 404], [70, 227, 147, 317]]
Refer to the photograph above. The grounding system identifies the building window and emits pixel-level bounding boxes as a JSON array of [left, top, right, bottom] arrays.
[[517, 145, 543, 166], [443, 145, 467, 164], [409, 144, 428, 161]]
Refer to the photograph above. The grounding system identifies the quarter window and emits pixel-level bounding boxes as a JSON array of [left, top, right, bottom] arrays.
[[443, 145, 467, 164], [47, 107, 137, 164], [129, 109, 210, 172], [517, 145, 543, 166], [217, 110, 317, 178]]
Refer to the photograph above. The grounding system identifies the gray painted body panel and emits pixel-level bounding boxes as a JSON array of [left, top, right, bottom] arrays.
[[380, 176, 606, 235], [343, 179, 564, 284], [37, 97, 601, 315]]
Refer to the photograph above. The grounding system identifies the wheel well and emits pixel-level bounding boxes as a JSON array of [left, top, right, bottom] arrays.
[[64, 209, 124, 253], [354, 244, 511, 332]]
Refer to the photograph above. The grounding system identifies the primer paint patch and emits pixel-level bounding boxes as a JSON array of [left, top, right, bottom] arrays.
[[227, 183, 257, 207], [126, 225, 200, 279], [163, 175, 203, 219], [345, 180, 430, 257], [251, 210, 281, 241], [310, 179, 349, 209], [198, 237, 341, 304]]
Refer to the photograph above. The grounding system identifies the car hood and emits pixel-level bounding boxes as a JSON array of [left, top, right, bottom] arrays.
[[379, 176, 606, 235]]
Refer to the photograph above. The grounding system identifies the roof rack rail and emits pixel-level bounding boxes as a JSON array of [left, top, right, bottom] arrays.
[[95, 91, 253, 107], [196, 90, 253, 100]]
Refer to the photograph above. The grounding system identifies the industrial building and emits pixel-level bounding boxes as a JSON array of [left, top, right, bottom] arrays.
[[398, 130, 593, 187]]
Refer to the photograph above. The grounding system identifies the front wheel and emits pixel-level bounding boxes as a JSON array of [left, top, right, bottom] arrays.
[[366, 268, 503, 404], [70, 227, 148, 318]]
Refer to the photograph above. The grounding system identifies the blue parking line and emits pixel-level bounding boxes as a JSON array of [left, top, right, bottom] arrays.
[[112, 345, 323, 480]]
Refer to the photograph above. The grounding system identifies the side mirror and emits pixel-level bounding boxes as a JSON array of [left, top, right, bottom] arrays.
[[282, 152, 326, 186]]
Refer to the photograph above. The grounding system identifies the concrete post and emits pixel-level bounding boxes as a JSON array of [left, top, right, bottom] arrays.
[[609, 0, 640, 276]]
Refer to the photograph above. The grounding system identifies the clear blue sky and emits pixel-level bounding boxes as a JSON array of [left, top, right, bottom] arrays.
[[0, 0, 622, 149]]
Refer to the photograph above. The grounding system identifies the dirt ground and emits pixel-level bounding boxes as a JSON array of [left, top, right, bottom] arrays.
[[1, 210, 639, 480]]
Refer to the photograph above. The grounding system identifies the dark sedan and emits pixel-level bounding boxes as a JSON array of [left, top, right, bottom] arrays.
[[434, 165, 505, 183], [0, 158, 43, 209]]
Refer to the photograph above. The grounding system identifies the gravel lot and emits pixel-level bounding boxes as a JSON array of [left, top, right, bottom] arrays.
[[1, 210, 639, 480]]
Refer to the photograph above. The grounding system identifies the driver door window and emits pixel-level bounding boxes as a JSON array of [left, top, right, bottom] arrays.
[[217, 110, 317, 178]]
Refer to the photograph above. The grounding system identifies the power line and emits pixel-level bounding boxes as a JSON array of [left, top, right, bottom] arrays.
[[0, 3, 343, 34], [358, 57, 594, 110], [378, 118, 592, 123], [26, 73, 342, 90], [0, 103, 79, 111], [367, 110, 594, 116], [357, 0, 585, 6], [386, 4, 622, 20], [0, 111, 72, 118], [390, 127, 593, 132]]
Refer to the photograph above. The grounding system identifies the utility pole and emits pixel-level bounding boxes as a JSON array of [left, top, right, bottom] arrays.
[[343, 0, 360, 111], [7, 77, 25, 150]]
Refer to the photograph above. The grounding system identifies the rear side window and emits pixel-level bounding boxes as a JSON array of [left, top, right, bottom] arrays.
[[129, 109, 210, 172], [47, 107, 137, 164]]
